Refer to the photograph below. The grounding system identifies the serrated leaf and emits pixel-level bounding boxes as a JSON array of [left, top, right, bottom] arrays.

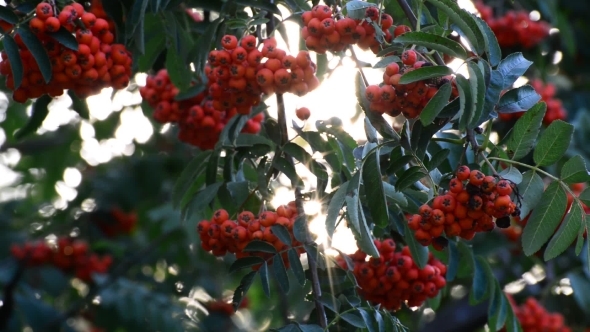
[[420, 82, 452, 125], [456, 74, 473, 131], [426, 148, 450, 171], [404, 221, 429, 268], [283, 142, 328, 180], [271, 225, 292, 246], [17, 26, 52, 83], [382, 182, 408, 207], [243, 240, 277, 254], [273, 157, 304, 187], [497, 53, 533, 89], [395, 31, 467, 59], [544, 202, 584, 260], [165, 43, 191, 92], [3, 35, 23, 89], [517, 171, 544, 219], [48, 27, 79, 51], [522, 181, 568, 256], [362, 150, 389, 227], [318, 293, 341, 313], [470, 256, 492, 304], [341, 312, 366, 328], [467, 61, 486, 129], [374, 310, 385, 332], [259, 261, 271, 297], [346, 0, 377, 20], [14, 95, 51, 139], [561, 155, 590, 184], [472, 17, 501, 66], [507, 102, 546, 161], [172, 151, 211, 208], [424, 0, 483, 54], [358, 309, 377, 332], [232, 271, 257, 310], [488, 280, 508, 331], [498, 166, 522, 184], [497, 85, 541, 114], [358, 208, 380, 258], [229, 256, 265, 273], [272, 254, 290, 293], [533, 120, 574, 167], [446, 240, 459, 282], [181, 182, 222, 220], [364, 117, 378, 143], [346, 191, 361, 234], [288, 248, 305, 286], [326, 182, 349, 238], [395, 166, 427, 191], [399, 65, 453, 85]]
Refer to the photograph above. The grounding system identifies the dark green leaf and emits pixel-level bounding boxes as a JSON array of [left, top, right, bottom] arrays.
[[517, 171, 544, 219], [182, 182, 223, 221], [533, 120, 574, 167], [395, 166, 426, 191], [507, 102, 546, 161], [243, 240, 277, 253], [373, 55, 401, 68], [229, 257, 265, 273], [395, 31, 467, 59], [165, 43, 191, 92], [172, 151, 211, 208], [3, 35, 23, 89], [341, 312, 366, 328], [318, 293, 341, 313], [580, 188, 590, 207], [259, 261, 271, 297], [271, 225, 292, 246], [456, 74, 473, 131], [446, 240, 459, 281], [497, 53, 533, 89], [358, 309, 377, 332], [474, 16, 501, 67], [0, 6, 18, 24], [498, 166, 522, 185], [420, 82, 452, 125], [424, 0, 483, 54], [399, 65, 453, 84], [496, 85, 541, 114], [362, 149, 389, 227], [17, 26, 52, 83], [561, 155, 590, 184], [364, 117, 378, 143], [467, 62, 486, 129], [470, 256, 493, 304], [68, 90, 89, 119], [175, 85, 205, 101], [544, 202, 584, 260], [357, 208, 380, 258], [232, 271, 257, 310], [283, 142, 328, 180], [235, 133, 274, 148], [426, 148, 450, 171], [298, 324, 324, 332], [272, 254, 290, 293], [128, 0, 149, 37], [273, 157, 303, 187], [522, 181, 568, 256], [346, 189, 361, 234], [14, 95, 51, 140], [404, 221, 429, 268], [288, 248, 306, 286], [488, 280, 508, 331], [48, 27, 79, 51], [382, 182, 408, 207]]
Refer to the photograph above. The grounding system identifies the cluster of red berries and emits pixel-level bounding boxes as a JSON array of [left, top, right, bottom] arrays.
[[10, 237, 112, 282], [300, 5, 396, 54], [90, 207, 137, 237], [140, 69, 264, 150], [197, 203, 305, 270], [336, 239, 447, 311], [499, 79, 567, 125], [205, 35, 319, 114], [475, 1, 550, 49], [408, 166, 519, 247], [366, 53, 458, 119], [0, 2, 132, 103], [502, 296, 571, 332]]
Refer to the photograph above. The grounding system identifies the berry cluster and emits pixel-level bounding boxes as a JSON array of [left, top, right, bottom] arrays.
[[408, 166, 519, 247], [140, 69, 264, 150], [10, 237, 112, 282], [475, 1, 550, 49], [336, 240, 447, 311], [205, 35, 319, 114], [499, 79, 567, 125], [366, 53, 458, 119], [0, 2, 132, 103], [503, 296, 571, 332], [301, 5, 394, 54], [90, 207, 137, 237], [197, 203, 305, 269]]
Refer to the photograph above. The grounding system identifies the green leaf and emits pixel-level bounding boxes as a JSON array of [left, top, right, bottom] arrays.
[[467, 61, 486, 129], [243, 240, 277, 253], [346, 0, 377, 20], [273, 157, 304, 187], [283, 142, 328, 180], [420, 82, 452, 125], [17, 26, 52, 83], [364, 117, 378, 143], [469, 256, 493, 304], [272, 254, 290, 293], [373, 55, 401, 68], [181, 182, 223, 221], [497, 53, 533, 89], [298, 324, 324, 332], [172, 151, 211, 208], [507, 102, 546, 161], [346, 190, 361, 234], [229, 256, 265, 273], [259, 261, 271, 297], [288, 248, 306, 286], [358, 309, 377, 332], [0, 6, 18, 24], [498, 166, 522, 185], [232, 270, 257, 310], [404, 221, 429, 268], [522, 181, 568, 256], [533, 120, 574, 167], [341, 312, 366, 328], [517, 171, 544, 219], [488, 280, 508, 331], [326, 182, 349, 238], [456, 74, 473, 131], [580, 188, 590, 207], [48, 27, 79, 51], [561, 155, 590, 184], [165, 43, 191, 92], [446, 240, 459, 281], [357, 208, 380, 258], [128, 0, 149, 37], [14, 95, 51, 140], [319, 293, 341, 313], [544, 202, 584, 260], [362, 149, 389, 227], [497, 85, 541, 114], [399, 65, 453, 84], [426, 148, 450, 171], [382, 182, 408, 207], [504, 302, 523, 332], [474, 16, 501, 67], [271, 225, 292, 246], [68, 90, 89, 119], [457, 241, 475, 277], [3, 35, 23, 89], [394, 31, 467, 59], [395, 166, 427, 191], [235, 133, 274, 148], [424, 0, 483, 54]]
